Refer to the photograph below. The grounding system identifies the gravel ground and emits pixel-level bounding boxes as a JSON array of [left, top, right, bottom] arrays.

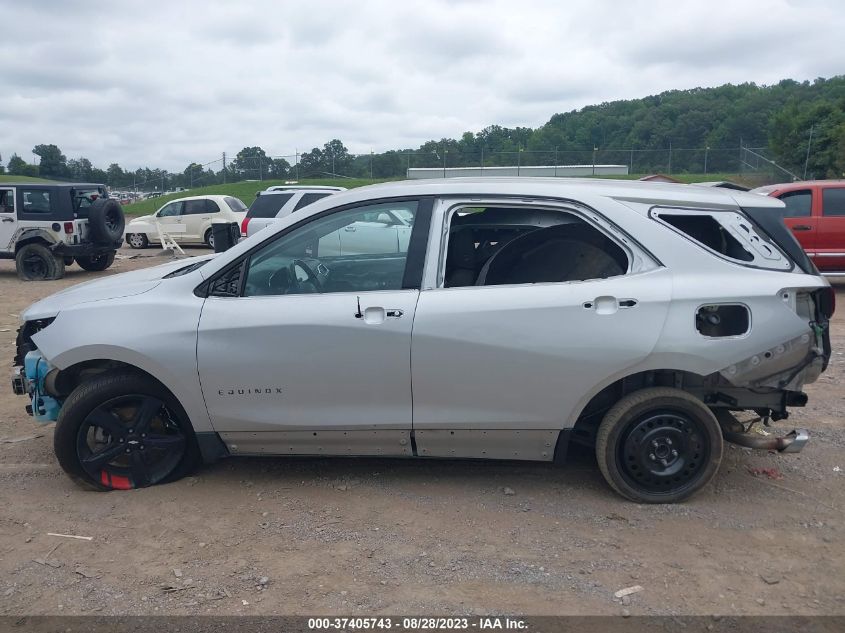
[[0, 246, 843, 616]]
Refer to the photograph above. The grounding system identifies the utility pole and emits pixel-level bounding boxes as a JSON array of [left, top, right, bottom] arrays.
[[555, 146, 559, 177], [629, 147, 634, 174], [517, 146, 522, 176], [480, 145, 484, 175], [442, 148, 447, 178], [370, 150, 374, 180], [592, 146, 597, 176], [258, 155, 262, 181], [704, 146, 709, 175], [331, 152, 335, 177], [222, 152, 227, 184], [667, 142, 672, 175], [406, 151, 411, 178], [295, 149, 299, 180], [803, 125, 814, 180]]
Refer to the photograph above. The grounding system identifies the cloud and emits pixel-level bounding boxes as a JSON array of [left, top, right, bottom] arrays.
[[0, 0, 843, 171]]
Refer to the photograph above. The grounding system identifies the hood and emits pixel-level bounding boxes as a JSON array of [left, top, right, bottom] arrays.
[[22, 255, 215, 321], [127, 214, 155, 224]]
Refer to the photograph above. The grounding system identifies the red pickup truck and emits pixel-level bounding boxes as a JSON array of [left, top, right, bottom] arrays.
[[752, 180, 845, 275]]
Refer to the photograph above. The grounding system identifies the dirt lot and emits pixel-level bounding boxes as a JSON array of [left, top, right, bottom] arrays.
[[0, 247, 843, 617]]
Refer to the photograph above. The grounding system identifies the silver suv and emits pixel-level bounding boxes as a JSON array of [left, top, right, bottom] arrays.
[[11, 178, 833, 502], [242, 186, 345, 237]]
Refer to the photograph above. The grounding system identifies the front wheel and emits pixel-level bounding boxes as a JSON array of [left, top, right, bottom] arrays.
[[54, 371, 200, 490], [76, 251, 116, 271], [595, 387, 723, 503]]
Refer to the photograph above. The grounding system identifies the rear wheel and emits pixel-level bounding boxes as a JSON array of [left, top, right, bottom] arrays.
[[595, 387, 723, 503], [76, 251, 116, 271], [204, 228, 214, 249], [127, 233, 148, 249], [54, 371, 200, 491], [15, 243, 65, 281]]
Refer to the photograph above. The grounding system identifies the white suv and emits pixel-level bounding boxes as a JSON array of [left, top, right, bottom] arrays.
[[125, 195, 247, 249], [242, 187, 345, 237]]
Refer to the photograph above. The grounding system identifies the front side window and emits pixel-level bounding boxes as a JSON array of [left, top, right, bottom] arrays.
[[158, 201, 183, 217], [822, 188, 845, 217], [22, 189, 51, 213], [778, 190, 812, 218], [242, 200, 419, 297]]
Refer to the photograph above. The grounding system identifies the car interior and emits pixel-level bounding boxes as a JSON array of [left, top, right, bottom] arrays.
[[444, 207, 629, 287]]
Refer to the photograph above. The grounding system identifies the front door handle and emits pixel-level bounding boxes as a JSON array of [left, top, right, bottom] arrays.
[[582, 296, 637, 315], [792, 225, 812, 231], [386, 309, 404, 318]]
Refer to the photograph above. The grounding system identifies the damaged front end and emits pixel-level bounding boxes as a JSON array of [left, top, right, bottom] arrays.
[[11, 318, 63, 423], [710, 287, 834, 453]]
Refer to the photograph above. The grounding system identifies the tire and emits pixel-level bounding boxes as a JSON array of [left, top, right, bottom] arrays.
[[595, 387, 723, 503], [76, 251, 116, 271], [204, 228, 214, 249], [127, 233, 149, 249], [15, 243, 66, 281], [88, 198, 125, 243], [63, 256, 74, 266], [54, 370, 200, 491]]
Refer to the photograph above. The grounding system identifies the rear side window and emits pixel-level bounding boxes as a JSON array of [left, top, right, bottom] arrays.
[[822, 188, 845, 217], [22, 190, 52, 213], [183, 199, 207, 215], [248, 193, 294, 218], [293, 192, 331, 211], [206, 199, 220, 213], [225, 196, 247, 212], [651, 208, 792, 271], [777, 190, 812, 218]]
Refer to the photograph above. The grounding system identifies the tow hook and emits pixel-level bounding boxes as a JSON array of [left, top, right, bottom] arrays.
[[722, 428, 809, 453]]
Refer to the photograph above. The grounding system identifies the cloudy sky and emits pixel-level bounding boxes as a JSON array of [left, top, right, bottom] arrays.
[[1, 0, 843, 171]]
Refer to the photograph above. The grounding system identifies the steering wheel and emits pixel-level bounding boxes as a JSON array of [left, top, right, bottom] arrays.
[[290, 259, 323, 292]]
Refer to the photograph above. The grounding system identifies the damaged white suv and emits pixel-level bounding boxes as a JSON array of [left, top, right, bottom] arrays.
[[11, 178, 833, 503]]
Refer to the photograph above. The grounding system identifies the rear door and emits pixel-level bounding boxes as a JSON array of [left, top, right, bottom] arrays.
[[410, 198, 671, 461], [817, 185, 845, 271], [773, 188, 816, 252], [181, 199, 210, 241]]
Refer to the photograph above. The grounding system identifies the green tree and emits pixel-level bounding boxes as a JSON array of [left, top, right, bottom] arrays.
[[232, 147, 269, 180], [8, 153, 39, 177], [33, 144, 69, 178]]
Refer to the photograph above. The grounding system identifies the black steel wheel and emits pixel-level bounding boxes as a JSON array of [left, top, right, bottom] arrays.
[[596, 387, 723, 503], [76, 251, 116, 271], [54, 371, 200, 490], [15, 243, 65, 281]]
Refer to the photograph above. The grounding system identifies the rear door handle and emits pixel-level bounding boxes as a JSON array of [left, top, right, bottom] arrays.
[[1, 216, 13, 222], [792, 225, 812, 231]]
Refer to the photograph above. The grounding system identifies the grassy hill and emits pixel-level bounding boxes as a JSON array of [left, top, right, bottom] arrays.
[[123, 178, 397, 216], [0, 175, 58, 184], [121, 172, 756, 216]]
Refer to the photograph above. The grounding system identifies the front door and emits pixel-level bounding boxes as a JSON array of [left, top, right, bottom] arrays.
[[0, 187, 17, 252], [196, 198, 430, 457], [155, 200, 185, 241], [774, 188, 816, 254]]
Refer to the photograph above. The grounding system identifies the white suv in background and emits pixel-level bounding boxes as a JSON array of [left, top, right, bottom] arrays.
[[125, 195, 248, 249], [242, 187, 345, 237]]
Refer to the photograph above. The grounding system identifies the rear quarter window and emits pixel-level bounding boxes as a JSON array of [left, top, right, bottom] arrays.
[[225, 196, 247, 213], [293, 192, 331, 211]]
